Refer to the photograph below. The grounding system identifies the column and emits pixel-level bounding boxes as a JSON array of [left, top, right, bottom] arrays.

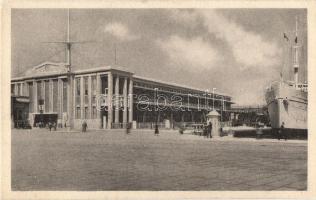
[[107, 73, 113, 129], [128, 78, 133, 123], [80, 77, 84, 119], [191, 112, 195, 122], [58, 78, 63, 118], [49, 79, 53, 112], [114, 75, 119, 124], [14, 84, 18, 96], [67, 75, 74, 128], [41, 80, 45, 112], [33, 81, 38, 113], [96, 74, 101, 120], [20, 83, 24, 96], [123, 77, 128, 125], [88, 75, 92, 119], [73, 77, 76, 121]]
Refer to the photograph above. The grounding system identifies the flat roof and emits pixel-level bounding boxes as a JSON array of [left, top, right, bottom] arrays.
[[133, 75, 232, 98], [11, 63, 232, 98]]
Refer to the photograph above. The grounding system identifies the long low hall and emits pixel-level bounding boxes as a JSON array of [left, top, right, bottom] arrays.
[[11, 62, 233, 130]]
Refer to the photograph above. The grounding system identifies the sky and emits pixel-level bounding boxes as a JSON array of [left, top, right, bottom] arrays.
[[11, 9, 307, 105]]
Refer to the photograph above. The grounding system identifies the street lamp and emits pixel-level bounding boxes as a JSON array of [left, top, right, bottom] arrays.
[[221, 96, 224, 122], [205, 89, 210, 111], [212, 88, 216, 111], [154, 88, 159, 135]]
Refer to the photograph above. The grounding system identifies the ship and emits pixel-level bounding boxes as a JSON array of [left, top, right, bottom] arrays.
[[265, 17, 308, 136]]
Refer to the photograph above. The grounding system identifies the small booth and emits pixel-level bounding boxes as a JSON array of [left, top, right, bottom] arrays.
[[206, 110, 220, 137]]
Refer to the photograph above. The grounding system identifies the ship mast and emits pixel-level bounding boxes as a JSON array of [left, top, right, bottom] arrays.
[[66, 8, 71, 72], [293, 16, 299, 87]]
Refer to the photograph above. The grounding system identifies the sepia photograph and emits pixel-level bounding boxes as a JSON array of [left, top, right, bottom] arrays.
[[2, 1, 315, 198]]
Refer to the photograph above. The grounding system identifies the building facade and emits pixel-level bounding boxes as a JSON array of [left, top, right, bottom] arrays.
[[11, 62, 233, 129]]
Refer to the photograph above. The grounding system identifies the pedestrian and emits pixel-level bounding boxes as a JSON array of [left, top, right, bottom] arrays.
[[280, 122, 287, 140], [277, 122, 284, 140], [82, 121, 87, 132], [126, 123, 131, 134], [208, 122, 213, 138], [256, 127, 263, 139], [48, 121, 52, 131], [53, 122, 57, 131], [203, 125, 207, 137], [155, 124, 159, 135]]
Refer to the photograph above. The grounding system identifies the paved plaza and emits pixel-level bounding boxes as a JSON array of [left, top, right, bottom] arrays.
[[11, 129, 307, 191]]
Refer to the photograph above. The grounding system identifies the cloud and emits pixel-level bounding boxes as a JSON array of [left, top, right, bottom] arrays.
[[156, 35, 221, 71], [199, 10, 281, 69], [169, 10, 201, 25], [104, 22, 139, 41], [170, 10, 281, 71]]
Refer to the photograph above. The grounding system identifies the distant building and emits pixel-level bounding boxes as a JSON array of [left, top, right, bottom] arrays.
[[11, 62, 234, 129], [227, 105, 269, 127]]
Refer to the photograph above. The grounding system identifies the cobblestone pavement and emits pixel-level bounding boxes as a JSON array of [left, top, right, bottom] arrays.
[[11, 129, 307, 191]]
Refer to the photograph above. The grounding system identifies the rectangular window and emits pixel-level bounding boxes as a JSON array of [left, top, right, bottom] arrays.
[[91, 76, 96, 104], [63, 79, 68, 112], [53, 80, 58, 112], [119, 77, 124, 94], [84, 77, 88, 95], [76, 107, 81, 119], [29, 83, 33, 112], [101, 76, 108, 94], [92, 106, 97, 119], [84, 107, 89, 119], [11, 84, 15, 95], [76, 77, 81, 106], [37, 81, 42, 101], [84, 77, 88, 105], [44, 81, 50, 112], [76, 77, 80, 95]]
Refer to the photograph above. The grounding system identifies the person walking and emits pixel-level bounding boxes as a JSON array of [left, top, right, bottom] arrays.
[[203, 124, 207, 137], [277, 122, 286, 140], [280, 122, 287, 140], [48, 121, 52, 131], [53, 122, 57, 131], [126, 122, 131, 134], [82, 121, 87, 133], [207, 121, 213, 138], [154, 124, 159, 136]]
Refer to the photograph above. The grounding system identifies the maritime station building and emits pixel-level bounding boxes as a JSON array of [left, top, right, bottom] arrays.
[[11, 62, 233, 130]]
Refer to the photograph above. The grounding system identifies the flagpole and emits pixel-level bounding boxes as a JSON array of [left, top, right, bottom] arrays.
[[293, 16, 299, 86]]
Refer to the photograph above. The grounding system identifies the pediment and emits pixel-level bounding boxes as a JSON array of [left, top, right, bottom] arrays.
[[25, 62, 68, 77]]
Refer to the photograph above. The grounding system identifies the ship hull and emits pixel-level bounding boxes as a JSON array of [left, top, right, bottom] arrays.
[[265, 82, 307, 131]]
